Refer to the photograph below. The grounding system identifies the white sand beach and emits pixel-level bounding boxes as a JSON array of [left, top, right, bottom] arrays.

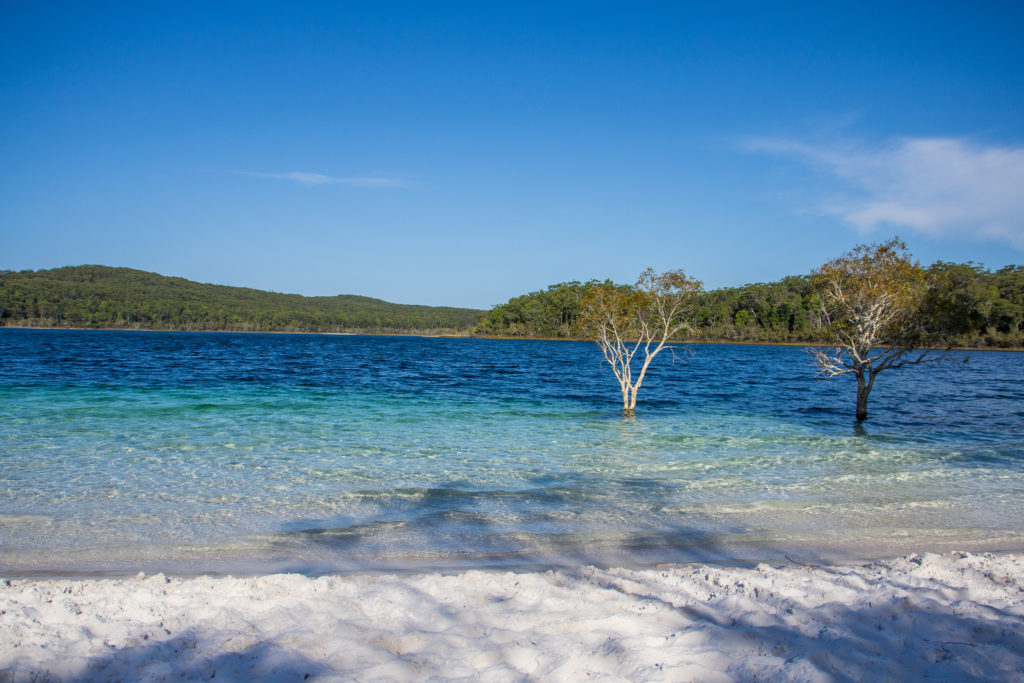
[[2, 551, 1022, 682]]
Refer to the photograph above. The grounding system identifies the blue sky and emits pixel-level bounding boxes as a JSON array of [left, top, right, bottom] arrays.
[[2, 2, 1023, 308]]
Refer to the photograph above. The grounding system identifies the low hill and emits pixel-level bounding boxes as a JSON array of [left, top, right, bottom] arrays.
[[0, 266, 483, 333]]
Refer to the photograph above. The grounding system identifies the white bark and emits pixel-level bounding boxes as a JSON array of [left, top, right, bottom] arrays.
[[584, 272, 698, 414]]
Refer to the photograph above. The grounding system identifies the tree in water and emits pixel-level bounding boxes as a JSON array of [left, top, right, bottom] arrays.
[[578, 268, 702, 415], [812, 238, 941, 421]]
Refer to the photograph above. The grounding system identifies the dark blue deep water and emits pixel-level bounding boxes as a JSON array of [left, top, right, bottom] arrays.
[[1, 329, 1022, 575]]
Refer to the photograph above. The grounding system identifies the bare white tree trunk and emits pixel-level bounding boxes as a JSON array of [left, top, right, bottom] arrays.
[[581, 270, 701, 415]]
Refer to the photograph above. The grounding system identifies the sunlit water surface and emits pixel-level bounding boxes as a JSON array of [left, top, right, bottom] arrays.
[[1, 330, 1022, 575]]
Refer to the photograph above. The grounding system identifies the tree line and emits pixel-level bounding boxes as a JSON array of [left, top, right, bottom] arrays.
[[0, 265, 482, 333], [478, 261, 1024, 348], [3, 260, 1021, 348]]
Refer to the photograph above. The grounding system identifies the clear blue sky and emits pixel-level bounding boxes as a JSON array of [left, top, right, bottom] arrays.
[[3, 1, 1023, 308]]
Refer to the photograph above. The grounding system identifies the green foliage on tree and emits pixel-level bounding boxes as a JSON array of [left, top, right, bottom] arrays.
[[0, 266, 483, 333], [923, 262, 1024, 346], [476, 280, 610, 337]]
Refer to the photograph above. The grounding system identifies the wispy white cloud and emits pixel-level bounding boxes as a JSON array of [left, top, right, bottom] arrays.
[[235, 171, 405, 188], [745, 136, 1024, 249]]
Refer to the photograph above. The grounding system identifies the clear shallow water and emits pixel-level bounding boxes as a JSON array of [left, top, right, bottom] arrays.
[[1, 329, 1022, 575]]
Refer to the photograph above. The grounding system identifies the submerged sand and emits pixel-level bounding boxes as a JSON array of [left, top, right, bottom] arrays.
[[2, 552, 1022, 681]]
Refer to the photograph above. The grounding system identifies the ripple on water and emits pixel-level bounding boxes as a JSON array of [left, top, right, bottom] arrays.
[[1, 330, 1022, 572]]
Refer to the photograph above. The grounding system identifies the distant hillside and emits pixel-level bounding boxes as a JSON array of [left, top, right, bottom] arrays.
[[0, 266, 483, 333]]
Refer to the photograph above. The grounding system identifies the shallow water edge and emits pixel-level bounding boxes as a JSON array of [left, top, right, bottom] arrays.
[[2, 329, 1022, 576]]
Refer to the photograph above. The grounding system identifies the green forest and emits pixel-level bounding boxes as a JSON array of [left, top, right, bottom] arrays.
[[0, 266, 482, 333], [2, 262, 1022, 347], [477, 262, 1024, 348]]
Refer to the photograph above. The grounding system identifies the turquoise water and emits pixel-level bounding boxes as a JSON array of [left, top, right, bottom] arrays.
[[1, 330, 1023, 575]]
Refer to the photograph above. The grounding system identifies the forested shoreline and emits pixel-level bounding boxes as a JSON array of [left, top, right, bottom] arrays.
[[2, 262, 1022, 347], [0, 266, 481, 334], [478, 262, 1024, 348]]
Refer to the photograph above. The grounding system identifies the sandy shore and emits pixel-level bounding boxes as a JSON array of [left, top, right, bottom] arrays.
[[2, 552, 1022, 682]]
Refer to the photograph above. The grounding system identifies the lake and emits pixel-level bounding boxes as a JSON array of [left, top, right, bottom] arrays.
[[1, 329, 1022, 575]]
